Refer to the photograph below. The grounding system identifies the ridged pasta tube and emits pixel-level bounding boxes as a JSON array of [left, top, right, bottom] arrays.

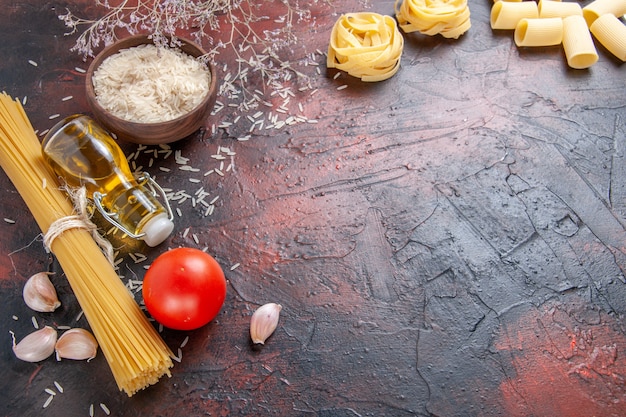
[[327, 13, 404, 82], [590, 13, 626, 62], [562, 15, 599, 69], [395, 0, 471, 39], [491, 1, 539, 30], [582, 0, 626, 26], [538, 0, 582, 19], [515, 18, 563, 47]]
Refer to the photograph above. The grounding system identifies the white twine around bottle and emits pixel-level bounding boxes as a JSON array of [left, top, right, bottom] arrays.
[[43, 186, 115, 265]]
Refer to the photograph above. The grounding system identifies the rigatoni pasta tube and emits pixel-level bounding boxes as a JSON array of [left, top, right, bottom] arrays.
[[0, 93, 174, 396], [515, 18, 563, 47], [491, 1, 539, 30], [590, 13, 626, 62], [562, 15, 598, 69], [538, 0, 582, 19], [583, 0, 626, 26]]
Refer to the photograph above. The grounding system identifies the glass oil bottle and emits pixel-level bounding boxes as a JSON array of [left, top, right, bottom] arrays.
[[41, 114, 174, 247]]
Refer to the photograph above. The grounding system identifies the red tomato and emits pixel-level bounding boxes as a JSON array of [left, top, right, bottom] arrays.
[[142, 247, 227, 330]]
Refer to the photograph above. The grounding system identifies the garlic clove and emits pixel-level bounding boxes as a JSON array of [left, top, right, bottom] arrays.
[[55, 328, 98, 361], [23, 272, 61, 313], [250, 303, 282, 345], [11, 326, 57, 362]]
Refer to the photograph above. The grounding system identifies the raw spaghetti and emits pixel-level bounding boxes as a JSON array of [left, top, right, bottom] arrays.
[[0, 92, 173, 396]]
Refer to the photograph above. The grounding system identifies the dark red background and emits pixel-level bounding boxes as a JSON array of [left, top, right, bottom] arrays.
[[1, 1, 625, 416]]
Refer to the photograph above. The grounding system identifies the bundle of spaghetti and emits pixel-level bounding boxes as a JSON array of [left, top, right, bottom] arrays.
[[0, 92, 173, 396], [327, 12, 404, 82], [395, 0, 471, 39]]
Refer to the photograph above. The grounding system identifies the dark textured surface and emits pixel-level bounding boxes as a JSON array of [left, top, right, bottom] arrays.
[[1, 1, 626, 416]]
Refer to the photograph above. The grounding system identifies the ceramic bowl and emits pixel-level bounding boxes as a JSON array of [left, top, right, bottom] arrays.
[[85, 34, 217, 145]]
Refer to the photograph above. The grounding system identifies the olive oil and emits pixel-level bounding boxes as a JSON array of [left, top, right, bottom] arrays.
[[42, 115, 173, 246]]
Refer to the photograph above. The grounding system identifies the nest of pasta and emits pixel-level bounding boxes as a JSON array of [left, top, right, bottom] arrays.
[[395, 0, 471, 39], [327, 12, 404, 82]]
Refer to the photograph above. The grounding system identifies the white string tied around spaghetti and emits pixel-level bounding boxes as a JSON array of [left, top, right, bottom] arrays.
[[43, 186, 115, 265]]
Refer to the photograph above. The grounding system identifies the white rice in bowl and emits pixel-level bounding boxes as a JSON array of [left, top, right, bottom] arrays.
[[92, 44, 211, 123]]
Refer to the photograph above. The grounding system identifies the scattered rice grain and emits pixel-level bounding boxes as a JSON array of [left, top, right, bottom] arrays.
[[230, 263, 240, 271], [133, 253, 147, 263], [337, 85, 348, 90], [54, 381, 64, 393], [180, 336, 189, 348], [28, 60, 38, 67], [4, 218, 15, 224], [100, 403, 111, 415], [43, 394, 53, 409]]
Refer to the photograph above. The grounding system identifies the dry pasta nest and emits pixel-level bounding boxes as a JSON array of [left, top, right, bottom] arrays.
[[327, 12, 404, 82], [395, 0, 471, 39]]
